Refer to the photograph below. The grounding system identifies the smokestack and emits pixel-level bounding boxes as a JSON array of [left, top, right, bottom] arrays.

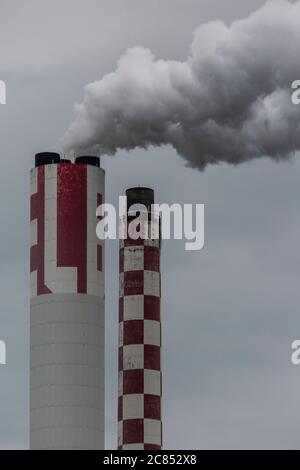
[[118, 187, 162, 450], [30, 152, 105, 449]]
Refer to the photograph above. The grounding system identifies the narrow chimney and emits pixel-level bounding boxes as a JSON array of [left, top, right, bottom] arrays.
[[118, 187, 162, 449]]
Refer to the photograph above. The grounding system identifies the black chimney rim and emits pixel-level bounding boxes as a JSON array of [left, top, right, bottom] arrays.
[[75, 156, 100, 167], [126, 187, 154, 211], [35, 152, 61, 167]]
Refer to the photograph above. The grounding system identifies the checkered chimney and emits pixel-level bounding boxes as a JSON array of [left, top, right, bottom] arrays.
[[118, 187, 162, 450]]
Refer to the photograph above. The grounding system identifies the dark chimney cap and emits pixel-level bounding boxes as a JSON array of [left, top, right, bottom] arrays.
[[126, 187, 154, 211], [75, 156, 100, 167], [60, 158, 71, 164], [35, 152, 61, 167]]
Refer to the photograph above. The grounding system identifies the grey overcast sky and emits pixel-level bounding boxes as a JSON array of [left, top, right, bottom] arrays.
[[1, 0, 300, 449]]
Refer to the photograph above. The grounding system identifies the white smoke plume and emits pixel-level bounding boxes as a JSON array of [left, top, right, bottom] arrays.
[[63, 0, 300, 170]]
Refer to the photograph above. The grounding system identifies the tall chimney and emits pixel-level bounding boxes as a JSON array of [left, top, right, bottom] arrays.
[[118, 187, 162, 449], [30, 153, 105, 449]]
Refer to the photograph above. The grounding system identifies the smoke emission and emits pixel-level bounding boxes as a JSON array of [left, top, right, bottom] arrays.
[[63, 0, 300, 170]]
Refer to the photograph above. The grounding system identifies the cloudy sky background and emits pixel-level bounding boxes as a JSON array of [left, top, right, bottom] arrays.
[[0, 0, 300, 449]]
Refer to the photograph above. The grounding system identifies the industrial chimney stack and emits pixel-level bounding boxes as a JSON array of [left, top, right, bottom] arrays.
[[30, 153, 105, 449], [118, 187, 162, 450]]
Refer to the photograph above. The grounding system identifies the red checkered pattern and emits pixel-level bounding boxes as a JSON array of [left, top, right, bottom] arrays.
[[118, 222, 162, 450]]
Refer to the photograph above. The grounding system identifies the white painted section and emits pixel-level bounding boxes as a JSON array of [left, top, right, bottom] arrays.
[[44, 166, 56, 197], [123, 394, 144, 420], [31, 321, 103, 346], [123, 295, 144, 321], [30, 218, 38, 248], [31, 343, 104, 367], [144, 270, 160, 297], [44, 163, 57, 181], [118, 421, 123, 448], [44, 219, 56, 242], [123, 344, 144, 370], [144, 320, 161, 347], [123, 444, 144, 450], [44, 198, 57, 220], [144, 369, 161, 396], [30, 271, 37, 298], [30, 219, 38, 247], [31, 428, 103, 450], [87, 166, 105, 297], [31, 168, 37, 195], [124, 246, 144, 272], [144, 418, 161, 446], [30, 293, 104, 449]]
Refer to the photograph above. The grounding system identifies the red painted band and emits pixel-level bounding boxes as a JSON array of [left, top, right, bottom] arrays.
[[144, 394, 161, 420], [123, 369, 144, 395], [144, 296, 160, 321], [57, 165, 87, 293], [144, 246, 160, 272], [123, 320, 144, 345], [144, 345, 160, 371], [124, 271, 144, 296], [123, 419, 144, 445]]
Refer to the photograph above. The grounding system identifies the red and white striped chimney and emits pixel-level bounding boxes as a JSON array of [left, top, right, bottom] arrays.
[[118, 187, 162, 450], [30, 153, 105, 449]]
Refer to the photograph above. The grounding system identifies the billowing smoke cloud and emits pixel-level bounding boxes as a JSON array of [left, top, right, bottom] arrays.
[[63, 0, 300, 170]]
